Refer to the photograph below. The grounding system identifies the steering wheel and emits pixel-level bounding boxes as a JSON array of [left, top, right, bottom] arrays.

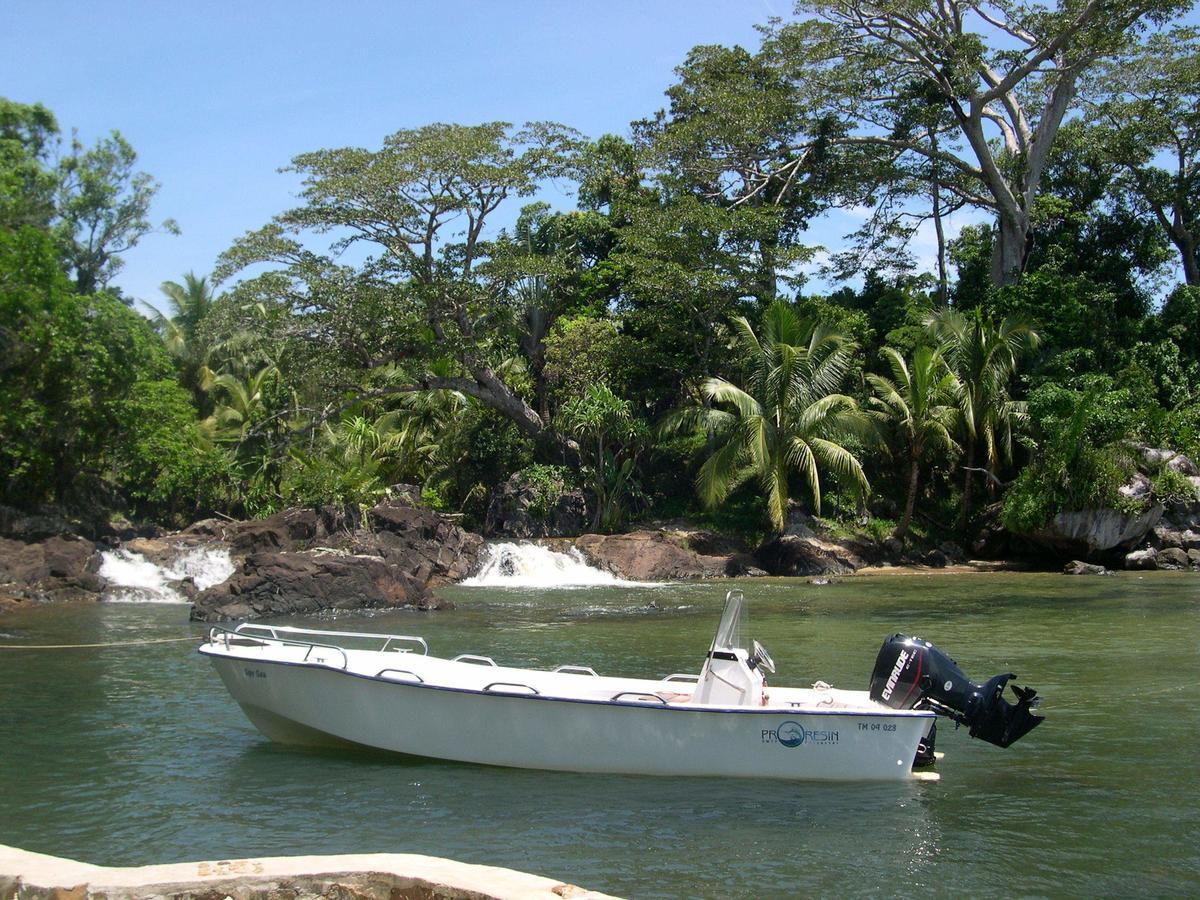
[[751, 639, 776, 675]]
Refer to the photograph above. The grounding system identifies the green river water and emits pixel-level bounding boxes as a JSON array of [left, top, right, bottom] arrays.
[[2, 573, 1198, 898]]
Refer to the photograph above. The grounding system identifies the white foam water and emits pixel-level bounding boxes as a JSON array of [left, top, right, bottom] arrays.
[[99, 546, 235, 604], [462, 542, 656, 588]]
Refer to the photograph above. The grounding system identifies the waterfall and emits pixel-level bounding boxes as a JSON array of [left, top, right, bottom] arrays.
[[462, 542, 648, 588], [99, 546, 235, 603]]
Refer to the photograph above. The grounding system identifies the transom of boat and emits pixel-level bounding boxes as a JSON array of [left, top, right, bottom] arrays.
[[202, 623, 928, 716]]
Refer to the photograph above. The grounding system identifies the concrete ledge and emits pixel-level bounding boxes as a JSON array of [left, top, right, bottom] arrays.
[[0, 845, 623, 900]]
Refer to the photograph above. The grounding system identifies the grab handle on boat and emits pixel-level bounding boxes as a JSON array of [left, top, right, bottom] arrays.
[[553, 665, 598, 676], [376, 668, 424, 683], [453, 654, 498, 666], [611, 691, 668, 705], [302, 643, 349, 670], [661, 673, 700, 683], [484, 682, 540, 695], [380, 636, 429, 655]]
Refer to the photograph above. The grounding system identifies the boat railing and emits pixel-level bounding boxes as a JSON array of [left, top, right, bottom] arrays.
[[661, 673, 700, 683], [452, 654, 498, 666], [552, 665, 598, 676], [484, 681, 540, 695], [376, 668, 424, 683], [207, 625, 354, 670], [222, 623, 429, 655], [611, 691, 668, 705]]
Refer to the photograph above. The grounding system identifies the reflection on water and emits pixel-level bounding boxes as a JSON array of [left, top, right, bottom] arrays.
[[1, 573, 1198, 898]]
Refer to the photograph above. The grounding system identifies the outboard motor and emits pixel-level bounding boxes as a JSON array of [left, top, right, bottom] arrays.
[[869, 634, 1043, 748]]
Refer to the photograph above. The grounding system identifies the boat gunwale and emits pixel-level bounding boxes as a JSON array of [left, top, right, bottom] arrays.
[[198, 643, 937, 719]]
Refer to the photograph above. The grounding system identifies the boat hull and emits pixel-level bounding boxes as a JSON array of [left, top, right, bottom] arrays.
[[206, 654, 932, 781]]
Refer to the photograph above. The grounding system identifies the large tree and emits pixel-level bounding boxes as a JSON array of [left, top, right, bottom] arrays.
[[215, 121, 583, 450], [56, 130, 177, 294], [1089, 26, 1200, 285], [769, 0, 1187, 286]]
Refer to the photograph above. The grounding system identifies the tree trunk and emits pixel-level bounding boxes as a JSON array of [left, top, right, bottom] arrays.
[[959, 439, 976, 530], [990, 212, 1028, 287], [929, 127, 948, 306], [896, 457, 920, 542], [1178, 231, 1199, 286]]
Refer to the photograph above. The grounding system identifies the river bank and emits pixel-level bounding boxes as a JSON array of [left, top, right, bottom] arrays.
[[0, 844, 619, 900], [2, 483, 1198, 621]]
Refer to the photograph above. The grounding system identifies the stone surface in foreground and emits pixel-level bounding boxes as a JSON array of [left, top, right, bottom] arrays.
[[0, 844, 621, 900]]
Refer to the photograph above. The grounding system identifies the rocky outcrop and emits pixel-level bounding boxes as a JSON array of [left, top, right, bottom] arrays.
[[1028, 505, 1164, 556], [574, 531, 733, 580], [189, 550, 444, 621], [0, 534, 105, 605], [190, 500, 482, 622], [754, 535, 868, 577], [1064, 560, 1108, 576], [483, 472, 588, 538]]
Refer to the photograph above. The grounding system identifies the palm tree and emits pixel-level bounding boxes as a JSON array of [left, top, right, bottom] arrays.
[[927, 309, 1039, 527], [148, 272, 216, 412], [867, 346, 960, 542], [663, 300, 869, 533]]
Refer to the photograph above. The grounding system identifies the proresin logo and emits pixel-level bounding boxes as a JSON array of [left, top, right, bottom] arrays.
[[881, 648, 910, 701], [762, 720, 839, 747]]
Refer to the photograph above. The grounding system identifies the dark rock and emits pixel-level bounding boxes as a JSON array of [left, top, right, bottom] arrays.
[[922, 548, 948, 568], [1188, 549, 1200, 569], [230, 508, 319, 555], [1064, 560, 1108, 576], [0, 534, 105, 604], [190, 550, 447, 622], [189, 501, 481, 621], [685, 531, 749, 557], [575, 531, 729, 581], [938, 541, 965, 562], [483, 472, 588, 538], [882, 537, 904, 560], [1157, 547, 1190, 570], [181, 518, 234, 541], [755, 535, 866, 577], [1124, 548, 1158, 570], [724, 553, 767, 577]]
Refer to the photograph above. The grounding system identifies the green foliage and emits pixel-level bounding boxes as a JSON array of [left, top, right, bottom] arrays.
[[0, 226, 215, 517], [558, 383, 646, 531], [662, 300, 869, 533], [520, 464, 572, 521], [1149, 465, 1200, 504], [0, 99, 59, 230], [1001, 381, 1139, 533]]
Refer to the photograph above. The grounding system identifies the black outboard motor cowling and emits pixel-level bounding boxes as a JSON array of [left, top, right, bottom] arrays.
[[868, 634, 1043, 748]]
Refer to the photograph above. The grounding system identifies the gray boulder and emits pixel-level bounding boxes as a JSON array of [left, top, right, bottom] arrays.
[[1156, 547, 1191, 570], [1123, 548, 1158, 570], [1030, 505, 1163, 556], [1131, 444, 1199, 476], [1188, 549, 1200, 569], [1064, 560, 1108, 576]]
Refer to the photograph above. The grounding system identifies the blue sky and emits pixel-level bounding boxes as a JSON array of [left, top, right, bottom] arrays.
[[4, 0, 792, 308], [4, 1, 1194, 309]]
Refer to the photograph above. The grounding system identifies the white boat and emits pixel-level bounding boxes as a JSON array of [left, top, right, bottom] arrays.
[[199, 591, 1042, 781]]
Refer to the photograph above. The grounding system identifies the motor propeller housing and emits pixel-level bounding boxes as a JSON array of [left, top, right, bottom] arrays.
[[868, 634, 1043, 748]]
